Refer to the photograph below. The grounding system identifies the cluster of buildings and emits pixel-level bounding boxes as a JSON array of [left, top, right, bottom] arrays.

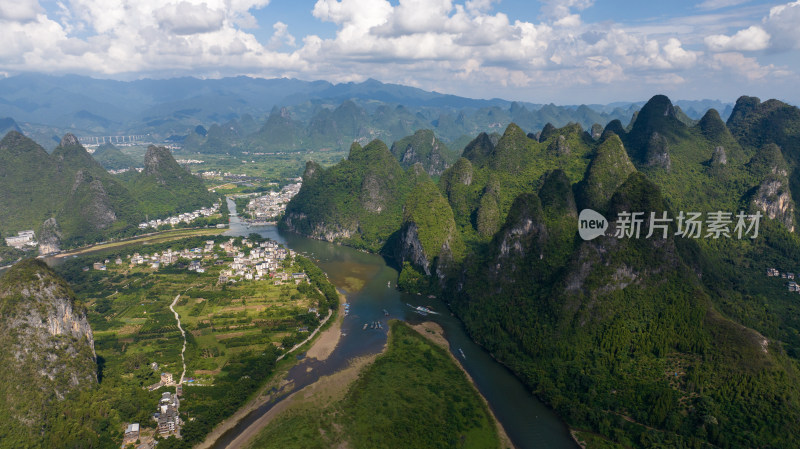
[[766, 268, 800, 292], [175, 159, 204, 164], [240, 182, 302, 222], [126, 240, 219, 270], [123, 372, 179, 447], [93, 238, 308, 287], [137, 203, 220, 230], [155, 391, 182, 437], [217, 238, 305, 284], [199, 170, 249, 179], [108, 167, 143, 175], [4, 230, 37, 249]]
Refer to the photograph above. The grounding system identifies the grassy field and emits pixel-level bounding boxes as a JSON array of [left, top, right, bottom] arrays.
[[47, 234, 339, 447], [177, 150, 347, 184], [62, 237, 319, 385], [247, 321, 503, 449]]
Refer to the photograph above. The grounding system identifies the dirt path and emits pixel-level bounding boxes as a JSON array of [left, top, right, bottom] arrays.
[[276, 308, 332, 362], [197, 295, 345, 449], [170, 294, 187, 385]]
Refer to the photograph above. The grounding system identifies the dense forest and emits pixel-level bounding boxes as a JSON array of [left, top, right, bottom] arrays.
[[0, 132, 219, 249], [282, 94, 800, 448]]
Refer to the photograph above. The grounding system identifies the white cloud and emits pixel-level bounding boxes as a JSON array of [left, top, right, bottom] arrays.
[[0, 0, 794, 102], [764, 0, 800, 50], [697, 0, 751, 11], [268, 21, 296, 49], [705, 25, 770, 51], [155, 2, 225, 35], [0, 0, 43, 22], [539, 0, 593, 21], [709, 52, 779, 80]]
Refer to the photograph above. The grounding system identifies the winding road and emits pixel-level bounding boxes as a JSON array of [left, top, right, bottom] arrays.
[[170, 294, 187, 385]]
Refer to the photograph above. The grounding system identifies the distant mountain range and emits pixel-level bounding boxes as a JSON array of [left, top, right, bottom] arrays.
[[0, 74, 734, 151]]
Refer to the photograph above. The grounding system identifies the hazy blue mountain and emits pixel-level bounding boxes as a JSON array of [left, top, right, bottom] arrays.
[[0, 74, 738, 153], [0, 117, 22, 136]]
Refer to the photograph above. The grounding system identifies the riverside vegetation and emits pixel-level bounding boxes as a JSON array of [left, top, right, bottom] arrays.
[[246, 321, 502, 449], [281, 94, 800, 448], [0, 233, 339, 448]]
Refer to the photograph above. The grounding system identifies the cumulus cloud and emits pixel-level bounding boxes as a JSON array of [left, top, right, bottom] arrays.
[[705, 25, 770, 51], [764, 0, 800, 50], [539, 0, 594, 21], [0, 0, 43, 22], [155, 2, 225, 35], [709, 52, 781, 80], [268, 21, 296, 49], [0, 0, 792, 100]]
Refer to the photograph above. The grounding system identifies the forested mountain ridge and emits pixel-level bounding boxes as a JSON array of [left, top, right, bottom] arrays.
[[389, 129, 459, 176], [0, 132, 142, 249], [183, 98, 635, 156], [281, 140, 415, 251], [0, 259, 96, 448], [0, 131, 217, 249], [282, 93, 800, 448]]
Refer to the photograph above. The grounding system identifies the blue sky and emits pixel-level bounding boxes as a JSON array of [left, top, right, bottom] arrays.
[[2, 0, 799, 104]]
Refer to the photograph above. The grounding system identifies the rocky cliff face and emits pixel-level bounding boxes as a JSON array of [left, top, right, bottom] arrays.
[[38, 217, 62, 254], [281, 212, 356, 242], [393, 176, 464, 281], [753, 177, 795, 232], [747, 143, 795, 232], [397, 222, 431, 275], [645, 132, 672, 171], [0, 259, 96, 437], [710, 146, 728, 166], [547, 134, 571, 155]]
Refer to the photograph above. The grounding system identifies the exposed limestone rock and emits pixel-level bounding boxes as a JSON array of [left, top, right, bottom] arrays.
[[0, 259, 96, 432], [645, 132, 671, 170], [398, 222, 431, 275], [59, 133, 80, 147], [710, 146, 728, 166], [360, 172, 388, 213], [753, 178, 795, 232], [547, 134, 571, 156], [38, 218, 62, 255], [282, 212, 355, 242]]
